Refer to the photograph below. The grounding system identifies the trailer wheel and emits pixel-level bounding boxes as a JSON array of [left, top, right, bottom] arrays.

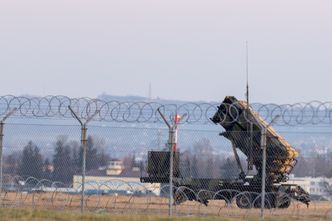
[[236, 193, 252, 208], [277, 196, 291, 208], [253, 194, 276, 208]]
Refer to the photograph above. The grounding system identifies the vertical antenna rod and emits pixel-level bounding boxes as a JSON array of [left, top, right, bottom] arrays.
[[246, 41, 254, 171], [246, 41, 249, 105]]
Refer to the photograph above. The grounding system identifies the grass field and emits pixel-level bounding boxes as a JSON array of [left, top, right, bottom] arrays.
[[0, 209, 240, 221], [0, 208, 331, 221], [1, 192, 331, 220]]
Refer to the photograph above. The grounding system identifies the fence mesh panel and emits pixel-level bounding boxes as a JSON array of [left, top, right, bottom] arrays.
[[0, 120, 331, 219]]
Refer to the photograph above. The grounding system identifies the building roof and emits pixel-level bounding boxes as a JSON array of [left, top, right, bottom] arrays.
[[84, 167, 147, 178]]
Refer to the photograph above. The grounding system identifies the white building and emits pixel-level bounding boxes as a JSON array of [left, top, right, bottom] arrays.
[[73, 159, 160, 195], [284, 175, 332, 199]]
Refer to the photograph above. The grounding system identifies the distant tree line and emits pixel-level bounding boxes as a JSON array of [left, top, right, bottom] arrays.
[[2, 137, 332, 185], [180, 138, 241, 179], [181, 138, 332, 179], [292, 153, 332, 178], [3, 137, 243, 184], [3, 135, 110, 184]]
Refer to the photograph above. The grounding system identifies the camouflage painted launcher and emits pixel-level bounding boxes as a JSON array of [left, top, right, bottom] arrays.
[[211, 96, 298, 183]]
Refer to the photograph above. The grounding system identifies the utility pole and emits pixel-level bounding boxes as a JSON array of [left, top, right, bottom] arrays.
[[68, 106, 99, 213], [0, 108, 17, 206], [157, 108, 186, 217]]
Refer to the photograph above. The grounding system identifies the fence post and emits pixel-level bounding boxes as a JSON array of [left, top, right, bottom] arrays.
[[259, 115, 280, 219], [68, 106, 99, 213], [260, 126, 267, 219], [168, 126, 175, 216], [81, 124, 88, 213], [0, 122, 4, 202], [0, 108, 17, 206], [157, 108, 186, 217]]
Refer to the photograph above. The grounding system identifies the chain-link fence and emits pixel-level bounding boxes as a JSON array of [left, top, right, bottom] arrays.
[[0, 123, 331, 219], [0, 96, 331, 220]]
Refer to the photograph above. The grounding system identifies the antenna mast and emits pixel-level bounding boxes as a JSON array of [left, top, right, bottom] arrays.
[[246, 41, 249, 106], [246, 41, 254, 171]]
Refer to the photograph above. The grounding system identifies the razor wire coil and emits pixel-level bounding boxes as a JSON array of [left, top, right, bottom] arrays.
[[0, 176, 329, 218], [1, 95, 332, 125]]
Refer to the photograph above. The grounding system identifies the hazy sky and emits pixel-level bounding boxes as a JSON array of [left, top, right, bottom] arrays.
[[0, 0, 331, 103]]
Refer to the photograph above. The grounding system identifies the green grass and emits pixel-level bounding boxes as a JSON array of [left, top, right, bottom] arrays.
[[0, 209, 329, 221]]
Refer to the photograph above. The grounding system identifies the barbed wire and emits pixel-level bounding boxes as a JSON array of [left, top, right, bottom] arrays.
[[0, 176, 330, 218], [1, 95, 332, 125]]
